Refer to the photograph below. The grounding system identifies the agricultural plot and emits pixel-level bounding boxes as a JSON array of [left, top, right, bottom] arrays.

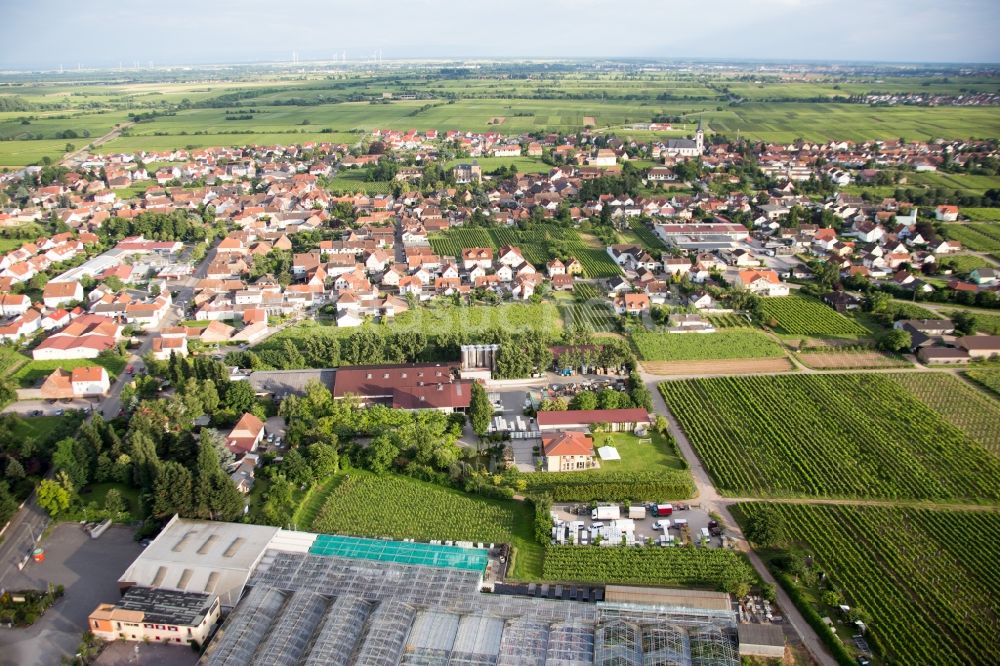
[[738, 503, 1000, 666], [889, 372, 1000, 455], [310, 471, 541, 578], [966, 369, 1000, 397], [626, 219, 665, 250], [659, 374, 1000, 500], [963, 207, 1000, 222], [706, 313, 750, 329], [559, 302, 618, 333], [631, 328, 785, 361], [941, 309, 1000, 335], [571, 282, 602, 301], [945, 254, 993, 274], [942, 224, 1000, 252], [391, 302, 562, 336], [796, 350, 910, 370], [428, 226, 620, 277], [760, 295, 869, 337], [543, 546, 757, 592]]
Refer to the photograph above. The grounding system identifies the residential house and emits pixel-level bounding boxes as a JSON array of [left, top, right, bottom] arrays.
[[735, 269, 790, 297], [42, 281, 83, 309], [225, 412, 265, 456], [614, 292, 651, 316], [542, 432, 597, 472]]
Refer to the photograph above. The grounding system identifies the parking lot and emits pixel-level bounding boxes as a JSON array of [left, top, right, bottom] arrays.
[[0, 523, 143, 666], [550, 502, 728, 548], [2, 398, 97, 417]]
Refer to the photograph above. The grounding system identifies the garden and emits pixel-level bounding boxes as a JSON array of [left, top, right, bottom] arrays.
[[659, 373, 1000, 501]]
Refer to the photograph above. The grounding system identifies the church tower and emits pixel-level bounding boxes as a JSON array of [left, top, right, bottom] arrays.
[[695, 117, 704, 152]]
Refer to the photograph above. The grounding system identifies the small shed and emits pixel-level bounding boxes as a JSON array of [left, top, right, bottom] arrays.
[[738, 623, 785, 659]]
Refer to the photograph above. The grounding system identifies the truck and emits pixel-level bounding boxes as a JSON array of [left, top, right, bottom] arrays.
[[651, 503, 673, 517], [627, 505, 646, 520], [591, 505, 621, 521]]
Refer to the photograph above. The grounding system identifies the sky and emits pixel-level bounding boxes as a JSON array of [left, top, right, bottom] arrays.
[[1, 0, 999, 69]]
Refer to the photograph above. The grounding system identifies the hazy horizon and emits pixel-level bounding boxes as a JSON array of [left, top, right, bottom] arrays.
[[2, 0, 999, 70]]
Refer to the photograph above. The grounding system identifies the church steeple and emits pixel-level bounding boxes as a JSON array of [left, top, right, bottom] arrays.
[[695, 116, 704, 151]]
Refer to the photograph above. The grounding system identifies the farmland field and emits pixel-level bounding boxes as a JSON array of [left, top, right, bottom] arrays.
[[391, 302, 562, 336], [309, 470, 542, 579], [11, 355, 127, 388], [889, 372, 1000, 454], [631, 328, 785, 361], [940, 309, 1000, 335], [760, 295, 869, 337], [625, 219, 664, 250], [659, 373, 1000, 500], [944, 254, 993, 274], [429, 226, 620, 277], [963, 207, 1000, 222], [966, 369, 1000, 397], [738, 503, 1000, 666], [559, 302, 618, 333], [706, 313, 750, 329], [642, 358, 794, 375], [942, 223, 1000, 252], [542, 546, 756, 592], [796, 350, 910, 370]]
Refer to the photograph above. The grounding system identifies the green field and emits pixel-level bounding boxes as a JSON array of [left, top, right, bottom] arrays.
[[11, 355, 126, 388], [963, 207, 1000, 222], [944, 254, 993, 274], [705, 313, 751, 329], [428, 226, 621, 277], [309, 470, 542, 579], [542, 546, 756, 592], [966, 369, 1000, 397], [631, 328, 785, 361], [760, 295, 870, 337], [940, 309, 1000, 335], [942, 223, 1000, 252], [738, 503, 1000, 666], [558, 301, 618, 333], [889, 372, 1000, 454], [659, 373, 1000, 500], [443, 156, 550, 174], [390, 301, 562, 336]]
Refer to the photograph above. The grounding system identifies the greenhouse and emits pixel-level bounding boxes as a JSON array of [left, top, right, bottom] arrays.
[[202, 550, 739, 666]]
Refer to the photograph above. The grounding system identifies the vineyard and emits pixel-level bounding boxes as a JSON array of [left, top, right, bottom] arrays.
[[309, 471, 542, 578], [626, 218, 665, 250], [631, 328, 785, 361], [945, 254, 993, 274], [759, 295, 869, 337], [888, 372, 1000, 454], [559, 302, 618, 333], [571, 282, 603, 301], [391, 302, 562, 336], [796, 349, 910, 370], [520, 470, 695, 502], [942, 309, 1000, 335], [738, 503, 1000, 666], [706, 313, 751, 329], [542, 546, 757, 592], [659, 374, 1000, 500], [428, 226, 621, 277], [943, 223, 1000, 252], [966, 368, 1000, 397]]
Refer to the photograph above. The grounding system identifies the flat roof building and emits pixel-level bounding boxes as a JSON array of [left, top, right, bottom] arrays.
[[89, 586, 220, 648]]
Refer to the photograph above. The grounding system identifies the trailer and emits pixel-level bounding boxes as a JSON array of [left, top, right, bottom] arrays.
[[651, 503, 673, 517], [591, 505, 621, 521]]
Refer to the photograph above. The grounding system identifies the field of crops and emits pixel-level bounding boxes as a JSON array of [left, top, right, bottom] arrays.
[[631, 328, 785, 361], [542, 546, 757, 592], [626, 219, 664, 250], [706, 313, 750, 329], [521, 470, 694, 502], [889, 372, 1000, 454], [310, 471, 541, 578], [943, 223, 1000, 252], [659, 374, 1000, 500], [391, 302, 562, 336], [738, 503, 1000, 666], [559, 302, 618, 333], [966, 369, 1000, 397], [428, 226, 621, 277], [940, 309, 1000, 335], [945, 254, 993, 274], [760, 295, 869, 337], [796, 350, 910, 370], [963, 208, 1000, 222]]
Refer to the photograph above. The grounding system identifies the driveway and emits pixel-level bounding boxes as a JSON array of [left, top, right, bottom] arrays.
[[0, 524, 142, 666], [2, 399, 97, 417]]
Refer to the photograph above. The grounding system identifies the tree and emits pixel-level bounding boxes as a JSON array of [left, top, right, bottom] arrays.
[[153, 462, 193, 518], [308, 442, 339, 478], [745, 506, 786, 547], [223, 380, 257, 414], [877, 328, 911, 353], [130, 431, 161, 491], [366, 434, 400, 473], [282, 449, 314, 486], [5, 458, 25, 481], [468, 382, 492, 437], [37, 478, 72, 517], [570, 391, 598, 411], [52, 437, 90, 488], [952, 310, 978, 336], [103, 488, 126, 515]]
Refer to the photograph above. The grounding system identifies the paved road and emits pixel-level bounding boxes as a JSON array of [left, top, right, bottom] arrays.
[[60, 122, 133, 168], [0, 496, 49, 591]]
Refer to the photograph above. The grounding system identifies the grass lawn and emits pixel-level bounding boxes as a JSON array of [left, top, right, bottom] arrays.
[[76, 482, 143, 521], [308, 470, 543, 580], [588, 431, 686, 472], [443, 156, 550, 174], [12, 355, 127, 388], [11, 414, 74, 444]]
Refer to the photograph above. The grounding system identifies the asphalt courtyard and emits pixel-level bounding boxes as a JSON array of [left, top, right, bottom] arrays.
[[0, 523, 142, 666]]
